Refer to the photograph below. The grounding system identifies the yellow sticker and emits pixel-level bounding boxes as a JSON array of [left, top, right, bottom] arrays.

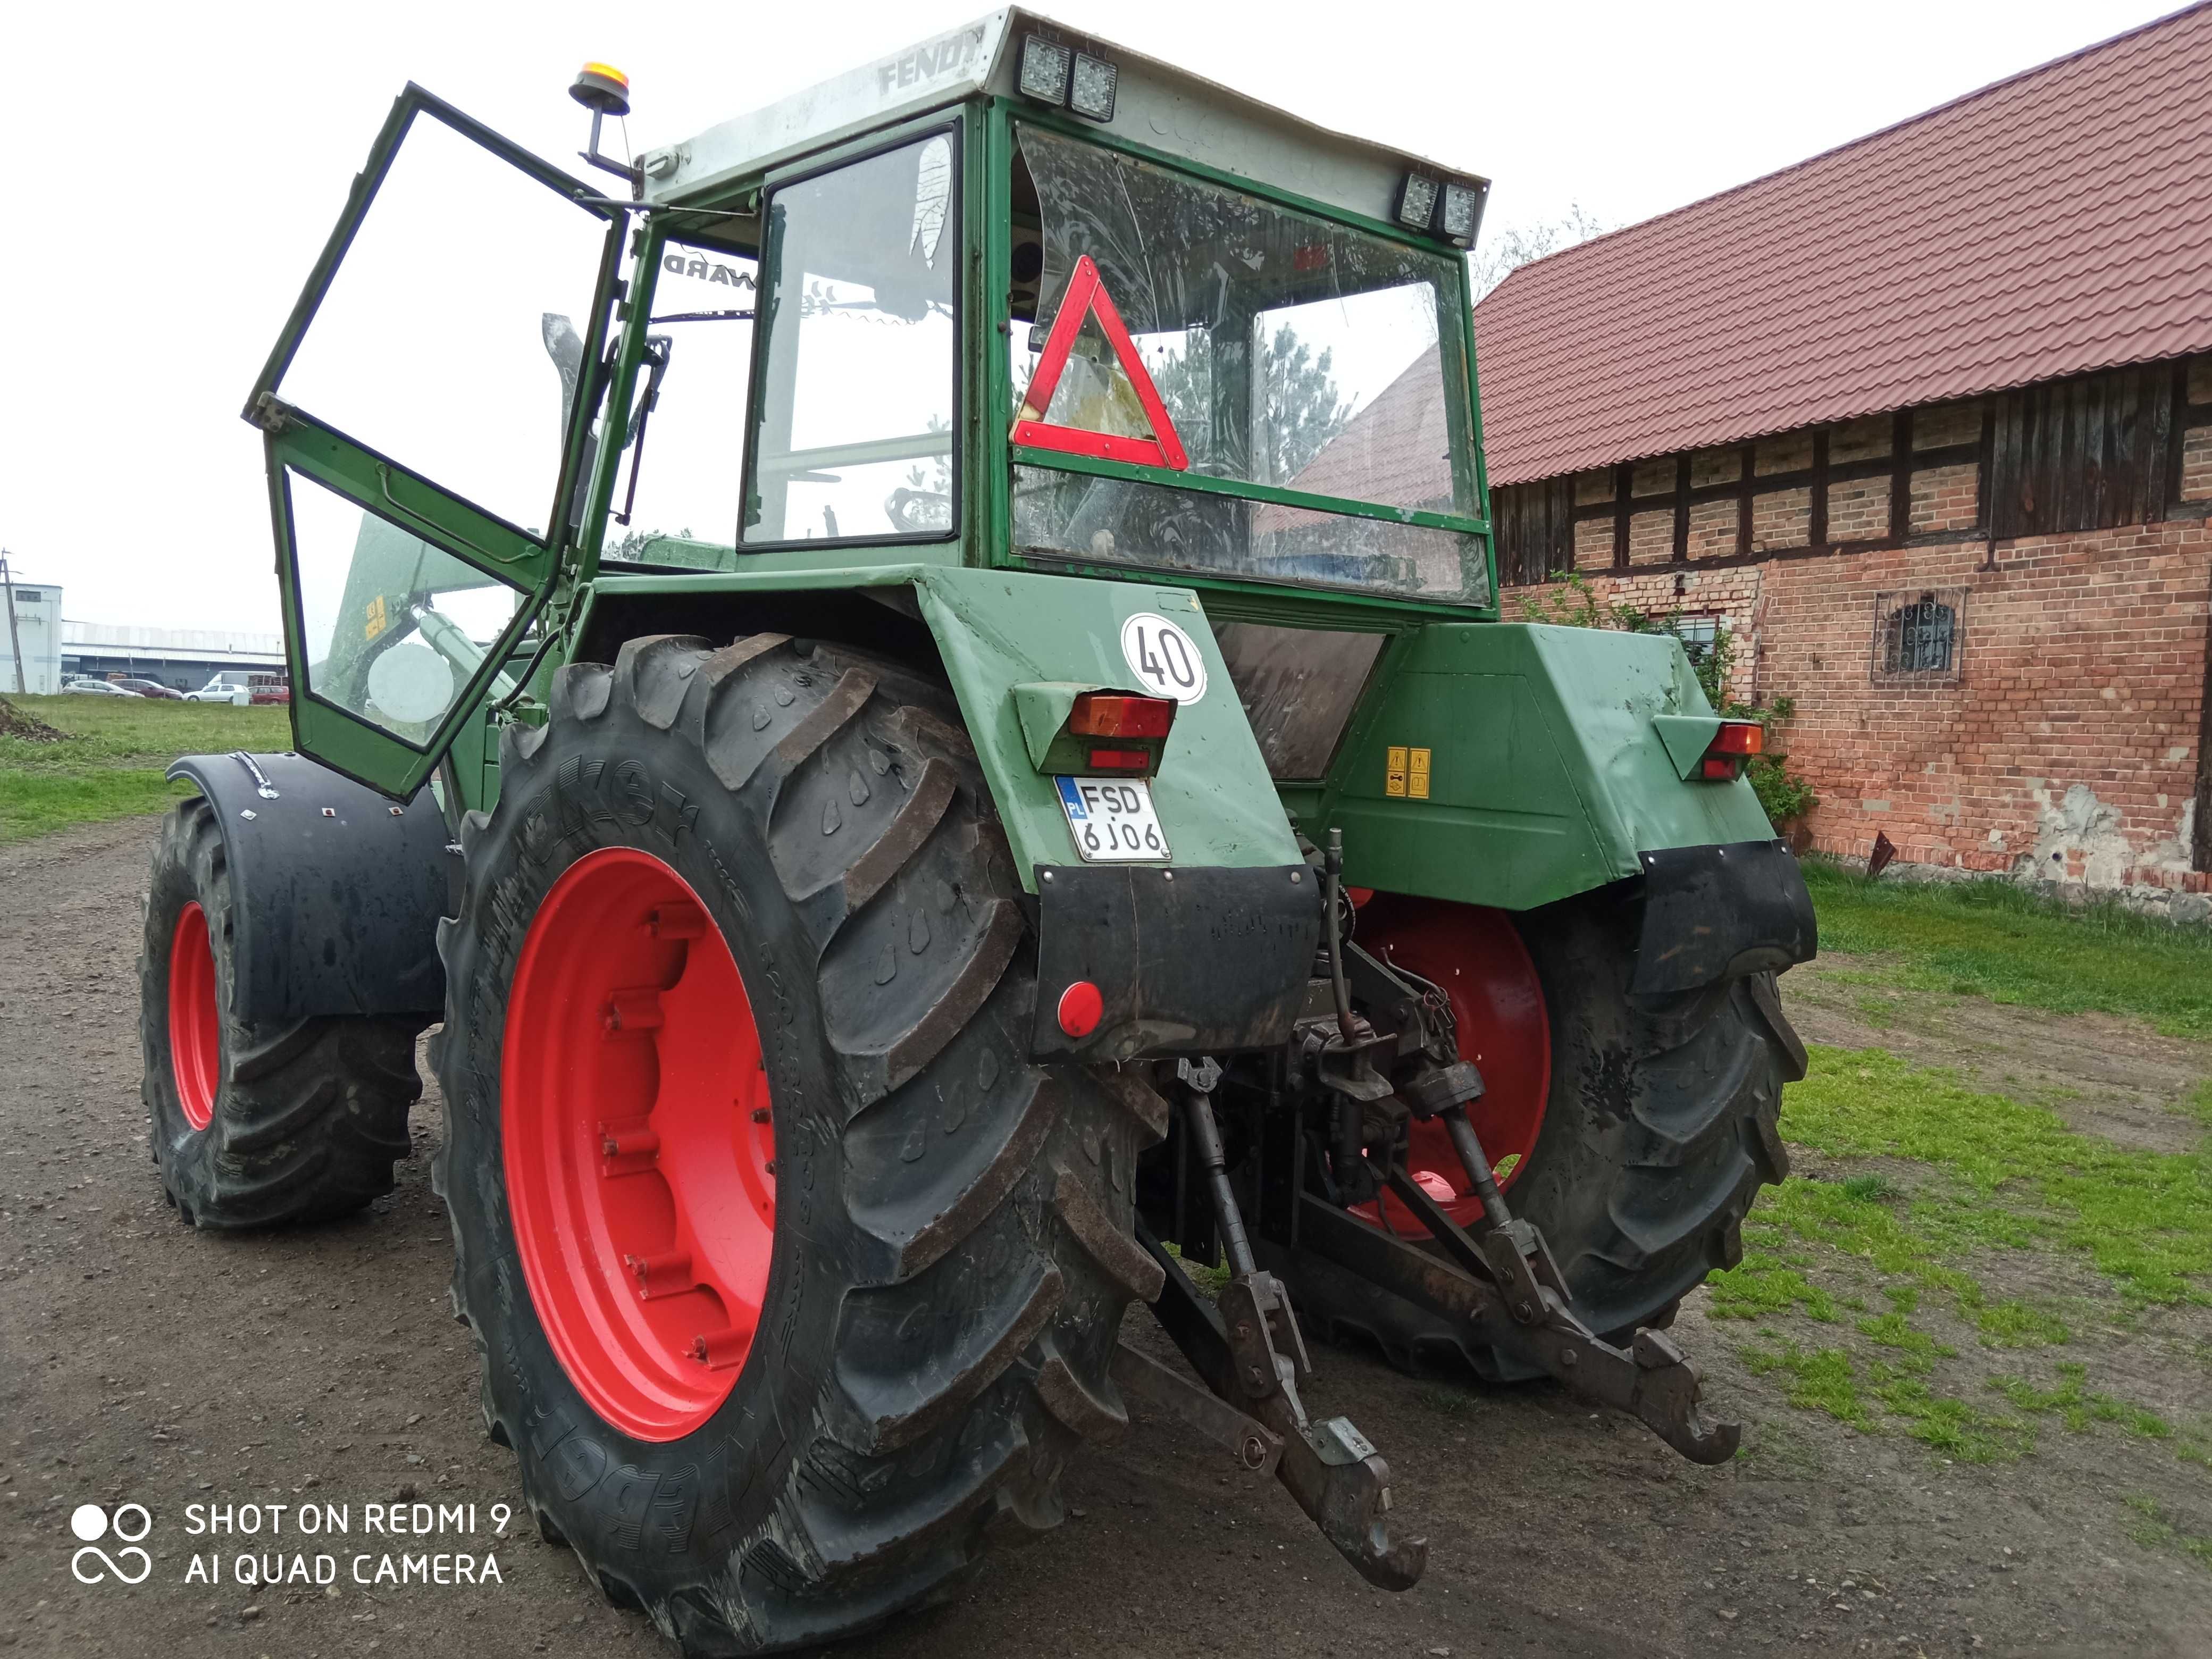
[[1385, 744, 1408, 798], [1408, 747, 1431, 799], [1408, 747, 1430, 775], [364, 594, 389, 642]]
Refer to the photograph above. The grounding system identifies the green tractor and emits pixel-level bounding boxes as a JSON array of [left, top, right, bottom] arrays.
[[140, 12, 1813, 1650]]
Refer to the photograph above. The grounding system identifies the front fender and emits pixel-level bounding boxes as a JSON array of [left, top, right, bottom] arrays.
[[166, 751, 449, 1021]]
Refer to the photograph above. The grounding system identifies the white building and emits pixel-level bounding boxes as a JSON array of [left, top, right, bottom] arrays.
[[2, 580, 63, 696], [60, 619, 285, 692]]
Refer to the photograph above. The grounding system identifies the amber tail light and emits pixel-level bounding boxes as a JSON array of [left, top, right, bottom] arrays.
[[1697, 719, 1765, 780], [1068, 693, 1176, 740]]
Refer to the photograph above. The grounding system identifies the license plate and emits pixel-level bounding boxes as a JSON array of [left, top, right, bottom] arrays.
[[1054, 776, 1171, 863]]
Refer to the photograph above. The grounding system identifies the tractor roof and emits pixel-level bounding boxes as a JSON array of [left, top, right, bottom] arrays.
[[639, 7, 1485, 231]]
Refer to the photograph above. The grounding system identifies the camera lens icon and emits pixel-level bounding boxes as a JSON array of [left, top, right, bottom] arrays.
[[70, 1503, 151, 1543]]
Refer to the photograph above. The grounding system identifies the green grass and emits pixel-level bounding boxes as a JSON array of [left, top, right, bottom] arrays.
[[1159, 1238, 1230, 1296], [0, 696, 291, 843], [1989, 1363, 2171, 1438], [1714, 1041, 2210, 1464], [1783, 1045, 2212, 1304], [2123, 1495, 2212, 1571], [0, 769, 202, 842], [1803, 859, 2212, 1039]]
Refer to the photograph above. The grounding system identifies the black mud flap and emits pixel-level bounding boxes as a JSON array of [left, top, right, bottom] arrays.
[[1630, 839, 1817, 995], [167, 752, 450, 1021], [1029, 863, 1319, 1062]]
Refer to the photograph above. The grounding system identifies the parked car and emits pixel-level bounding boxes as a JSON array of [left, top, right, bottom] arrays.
[[61, 676, 144, 697], [183, 673, 254, 705], [247, 673, 291, 706], [111, 677, 185, 700]]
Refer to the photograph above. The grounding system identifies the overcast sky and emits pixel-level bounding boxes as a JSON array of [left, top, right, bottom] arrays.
[[0, 0, 2177, 635]]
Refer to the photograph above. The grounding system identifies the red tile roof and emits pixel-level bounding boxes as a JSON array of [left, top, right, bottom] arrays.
[[1260, 343, 1454, 526], [1472, 3, 2212, 488]]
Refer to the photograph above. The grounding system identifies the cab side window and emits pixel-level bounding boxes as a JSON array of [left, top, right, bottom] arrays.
[[744, 133, 958, 544]]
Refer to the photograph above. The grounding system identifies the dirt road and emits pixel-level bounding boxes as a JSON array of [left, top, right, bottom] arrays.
[[4, 816, 2208, 1658]]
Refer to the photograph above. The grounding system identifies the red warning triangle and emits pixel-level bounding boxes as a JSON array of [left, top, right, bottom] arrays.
[[1011, 255, 1189, 471]]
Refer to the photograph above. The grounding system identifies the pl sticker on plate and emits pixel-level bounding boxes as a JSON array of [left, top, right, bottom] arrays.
[[1055, 776, 1171, 863], [1119, 613, 1207, 704]]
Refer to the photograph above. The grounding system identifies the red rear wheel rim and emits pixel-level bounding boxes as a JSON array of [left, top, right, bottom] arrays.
[[502, 848, 774, 1442], [168, 901, 220, 1133], [1350, 897, 1551, 1234]]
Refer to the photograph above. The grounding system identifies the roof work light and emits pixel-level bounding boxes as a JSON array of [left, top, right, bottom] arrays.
[[1068, 52, 1118, 121], [1018, 36, 1075, 104], [1020, 36, 1119, 122], [1438, 179, 1485, 247], [1397, 170, 1488, 248], [1396, 173, 1440, 232]]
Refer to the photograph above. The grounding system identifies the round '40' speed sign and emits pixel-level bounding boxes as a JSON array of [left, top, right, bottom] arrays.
[[1119, 613, 1208, 705]]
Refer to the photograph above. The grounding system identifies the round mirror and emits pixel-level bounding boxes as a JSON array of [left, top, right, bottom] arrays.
[[366, 641, 456, 725]]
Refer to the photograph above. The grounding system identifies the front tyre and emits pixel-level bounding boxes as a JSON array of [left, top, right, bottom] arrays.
[[437, 635, 1163, 1654], [139, 796, 423, 1227]]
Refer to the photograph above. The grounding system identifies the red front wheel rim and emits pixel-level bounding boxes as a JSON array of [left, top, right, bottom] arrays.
[[1349, 897, 1552, 1234], [168, 901, 220, 1133], [502, 848, 775, 1442]]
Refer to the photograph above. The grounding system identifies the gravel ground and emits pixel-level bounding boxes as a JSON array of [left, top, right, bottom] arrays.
[[3, 815, 2209, 1658]]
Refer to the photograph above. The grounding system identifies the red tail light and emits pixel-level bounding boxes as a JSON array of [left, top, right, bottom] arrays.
[[1086, 747, 1152, 772], [1697, 720, 1766, 781], [1709, 720, 1765, 756], [1069, 693, 1176, 740]]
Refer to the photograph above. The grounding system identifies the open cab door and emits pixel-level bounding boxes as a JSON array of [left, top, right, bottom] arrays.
[[246, 86, 623, 799]]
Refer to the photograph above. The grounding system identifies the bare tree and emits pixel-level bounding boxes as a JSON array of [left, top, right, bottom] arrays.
[[1470, 203, 1613, 301]]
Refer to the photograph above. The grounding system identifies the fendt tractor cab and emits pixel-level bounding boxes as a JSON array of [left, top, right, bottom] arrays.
[[140, 14, 1814, 1649]]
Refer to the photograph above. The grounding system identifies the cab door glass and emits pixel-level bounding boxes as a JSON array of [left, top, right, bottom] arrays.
[[278, 110, 611, 537], [745, 132, 958, 544], [602, 241, 757, 566], [287, 470, 524, 747]]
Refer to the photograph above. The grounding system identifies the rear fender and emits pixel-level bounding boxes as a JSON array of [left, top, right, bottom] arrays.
[[166, 752, 449, 1021], [910, 566, 1303, 884], [575, 564, 1314, 1060]]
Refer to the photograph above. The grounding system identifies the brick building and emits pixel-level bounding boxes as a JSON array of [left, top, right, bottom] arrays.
[[1474, 4, 2212, 904]]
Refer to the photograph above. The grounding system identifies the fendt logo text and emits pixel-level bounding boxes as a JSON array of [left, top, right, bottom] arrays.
[[69, 1503, 153, 1586]]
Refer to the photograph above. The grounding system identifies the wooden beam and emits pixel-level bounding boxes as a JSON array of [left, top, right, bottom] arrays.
[[1889, 409, 1913, 544], [1612, 463, 1631, 568], [1737, 443, 1755, 557], [1976, 397, 1998, 539], [1564, 448, 1971, 526], [1808, 429, 1830, 549], [2165, 358, 2191, 521], [1672, 453, 1691, 562]]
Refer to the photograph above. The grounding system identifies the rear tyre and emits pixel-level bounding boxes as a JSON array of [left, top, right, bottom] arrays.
[[138, 797, 424, 1227], [435, 634, 1164, 1655], [1287, 883, 1803, 1380]]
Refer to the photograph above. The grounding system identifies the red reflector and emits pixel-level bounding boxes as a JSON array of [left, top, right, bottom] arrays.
[[1699, 756, 1738, 781], [1708, 720, 1765, 756], [1069, 692, 1175, 739], [1057, 981, 1103, 1038], [1087, 747, 1151, 772]]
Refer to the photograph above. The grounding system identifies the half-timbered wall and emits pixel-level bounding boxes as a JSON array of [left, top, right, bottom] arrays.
[[1492, 354, 2212, 898], [1494, 356, 2212, 586]]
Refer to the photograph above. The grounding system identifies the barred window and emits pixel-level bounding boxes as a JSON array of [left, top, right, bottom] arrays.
[[1668, 615, 1719, 666], [1872, 589, 1964, 684]]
